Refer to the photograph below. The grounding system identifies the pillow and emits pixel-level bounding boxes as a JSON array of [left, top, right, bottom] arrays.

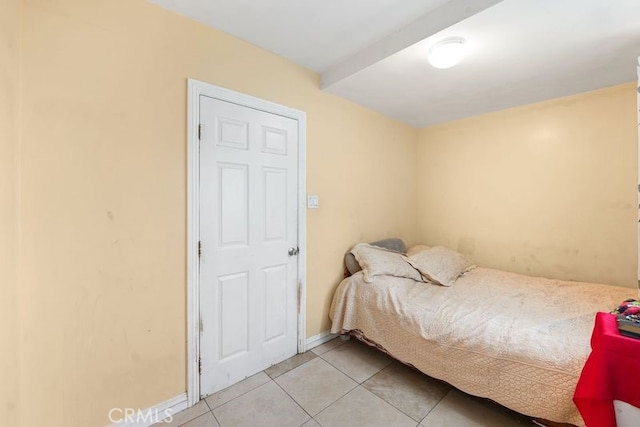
[[404, 246, 474, 286], [350, 243, 422, 283], [345, 238, 407, 276], [406, 245, 430, 257]]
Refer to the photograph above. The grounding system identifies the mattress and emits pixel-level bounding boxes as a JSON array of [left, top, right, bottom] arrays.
[[329, 266, 636, 426]]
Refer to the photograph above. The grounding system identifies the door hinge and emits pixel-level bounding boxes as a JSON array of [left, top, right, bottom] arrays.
[[198, 241, 202, 258], [198, 124, 202, 140], [198, 357, 202, 375]]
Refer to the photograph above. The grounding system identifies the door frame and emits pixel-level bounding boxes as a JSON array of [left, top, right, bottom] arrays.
[[186, 79, 307, 406]]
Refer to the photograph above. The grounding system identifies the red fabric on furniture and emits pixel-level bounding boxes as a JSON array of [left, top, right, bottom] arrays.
[[574, 312, 640, 427]]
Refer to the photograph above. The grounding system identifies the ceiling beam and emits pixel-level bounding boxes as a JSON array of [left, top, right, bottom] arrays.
[[320, 0, 503, 89]]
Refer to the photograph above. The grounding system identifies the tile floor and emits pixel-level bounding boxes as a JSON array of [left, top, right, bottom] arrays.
[[154, 338, 533, 427]]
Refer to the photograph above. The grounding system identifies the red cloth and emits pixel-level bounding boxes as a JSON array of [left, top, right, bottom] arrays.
[[574, 312, 640, 427]]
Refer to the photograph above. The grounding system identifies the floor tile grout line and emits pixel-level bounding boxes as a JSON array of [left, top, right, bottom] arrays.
[[202, 350, 442, 426], [204, 374, 271, 411], [361, 383, 427, 424], [171, 401, 210, 427], [271, 374, 315, 422], [317, 351, 387, 384], [174, 343, 529, 427], [313, 385, 363, 420], [273, 354, 361, 421], [418, 387, 452, 425], [310, 338, 348, 356], [301, 380, 360, 420], [318, 340, 393, 384], [341, 361, 385, 385], [361, 362, 455, 425], [316, 352, 354, 381], [356, 384, 424, 423], [210, 408, 223, 427], [266, 352, 318, 380], [210, 354, 324, 423], [176, 408, 207, 427]]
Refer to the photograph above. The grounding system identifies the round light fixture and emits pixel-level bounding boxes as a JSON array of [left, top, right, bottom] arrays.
[[428, 37, 467, 69]]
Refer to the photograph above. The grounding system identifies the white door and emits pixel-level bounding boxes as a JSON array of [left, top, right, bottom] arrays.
[[198, 95, 299, 397]]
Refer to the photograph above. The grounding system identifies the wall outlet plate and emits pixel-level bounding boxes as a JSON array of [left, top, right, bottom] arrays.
[[307, 195, 319, 209]]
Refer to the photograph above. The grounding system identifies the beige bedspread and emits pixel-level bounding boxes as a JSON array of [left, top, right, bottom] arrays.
[[330, 267, 636, 426]]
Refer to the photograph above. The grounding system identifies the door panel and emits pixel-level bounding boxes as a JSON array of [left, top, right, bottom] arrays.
[[264, 168, 287, 241], [199, 95, 299, 397], [218, 163, 249, 246], [218, 272, 249, 360], [263, 265, 288, 342]]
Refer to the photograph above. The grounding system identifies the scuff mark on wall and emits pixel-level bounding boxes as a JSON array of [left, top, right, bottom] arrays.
[[417, 82, 637, 287]]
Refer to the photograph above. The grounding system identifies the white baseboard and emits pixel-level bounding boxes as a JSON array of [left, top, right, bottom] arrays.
[[305, 330, 338, 351], [108, 392, 188, 427], [107, 332, 335, 426]]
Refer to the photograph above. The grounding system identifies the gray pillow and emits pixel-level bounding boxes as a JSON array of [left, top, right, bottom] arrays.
[[344, 238, 407, 276]]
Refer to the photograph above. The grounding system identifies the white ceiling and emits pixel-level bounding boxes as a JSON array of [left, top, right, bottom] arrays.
[[150, 0, 640, 127]]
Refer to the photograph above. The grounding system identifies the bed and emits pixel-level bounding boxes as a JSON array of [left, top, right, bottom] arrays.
[[329, 242, 637, 426]]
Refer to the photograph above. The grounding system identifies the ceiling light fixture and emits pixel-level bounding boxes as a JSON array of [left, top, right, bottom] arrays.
[[428, 37, 467, 69]]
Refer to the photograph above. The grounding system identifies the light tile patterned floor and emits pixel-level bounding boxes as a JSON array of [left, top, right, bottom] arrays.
[[155, 338, 533, 427]]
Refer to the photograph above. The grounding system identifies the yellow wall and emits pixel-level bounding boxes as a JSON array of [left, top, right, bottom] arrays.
[[417, 83, 637, 287], [18, 0, 417, 425], [0, 0, 21, 425], [13, 1, 638, 426]]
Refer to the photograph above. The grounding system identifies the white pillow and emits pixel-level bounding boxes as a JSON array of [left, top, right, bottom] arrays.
[[350, 243, 422, 283], [404, 246, 474, 286], [345, 238, 407, 275], [406, 245, 430, 257]]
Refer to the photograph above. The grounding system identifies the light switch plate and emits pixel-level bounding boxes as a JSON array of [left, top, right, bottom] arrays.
[[307, 194, 319, 209]]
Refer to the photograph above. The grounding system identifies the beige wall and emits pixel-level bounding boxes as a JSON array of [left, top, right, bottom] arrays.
[[18, 0, 417, 425], [14, 1, 637, 425], [417, 83, 637, 287], [0, 0, 21, 425]]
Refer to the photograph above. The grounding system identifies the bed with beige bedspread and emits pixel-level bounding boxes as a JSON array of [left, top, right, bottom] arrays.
[[330, 256, 635, 426]]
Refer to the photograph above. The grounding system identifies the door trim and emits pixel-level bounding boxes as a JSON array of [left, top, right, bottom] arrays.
[[186, 79, 307, 407]]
